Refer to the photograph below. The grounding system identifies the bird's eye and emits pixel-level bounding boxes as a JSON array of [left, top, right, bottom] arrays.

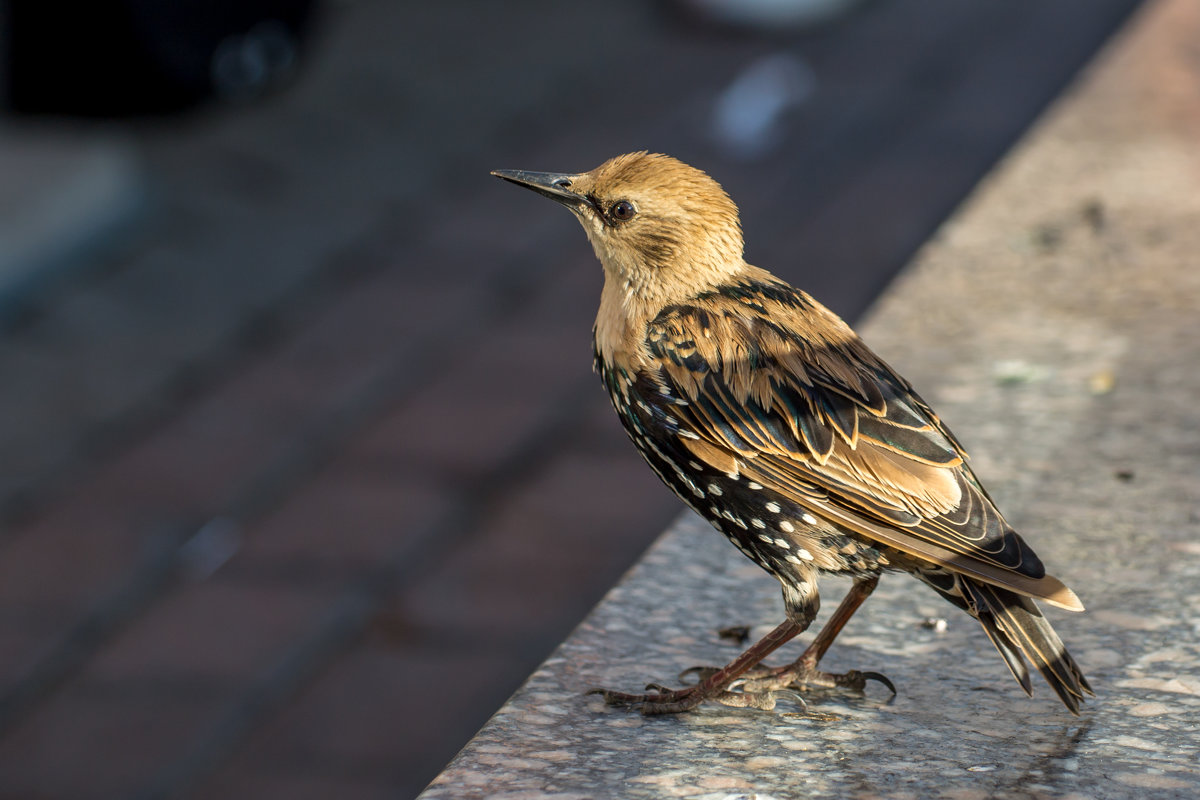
[[609, 200, 636, 222]]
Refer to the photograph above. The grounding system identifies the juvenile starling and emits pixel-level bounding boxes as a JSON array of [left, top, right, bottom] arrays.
[[492, 152, 1092, 715]]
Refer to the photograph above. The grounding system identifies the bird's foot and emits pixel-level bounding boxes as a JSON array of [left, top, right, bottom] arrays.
[[680, 662, 896, 697], [587, 681, 795, 715]]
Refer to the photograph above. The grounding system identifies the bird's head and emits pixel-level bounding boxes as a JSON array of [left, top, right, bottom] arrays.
[[492, 152, 745, 306]]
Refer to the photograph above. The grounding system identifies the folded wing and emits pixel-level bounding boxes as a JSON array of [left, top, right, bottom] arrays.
[[644, 281, 1082, 611]]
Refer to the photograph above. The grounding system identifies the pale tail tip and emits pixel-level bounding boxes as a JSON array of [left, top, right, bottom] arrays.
[[1044, 584, 1085, 612]]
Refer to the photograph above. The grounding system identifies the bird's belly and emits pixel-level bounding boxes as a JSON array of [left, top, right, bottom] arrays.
[[620, 421, 889, 584]]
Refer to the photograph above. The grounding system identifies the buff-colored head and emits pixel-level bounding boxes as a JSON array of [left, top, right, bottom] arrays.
[[493, 152, 746, 306]]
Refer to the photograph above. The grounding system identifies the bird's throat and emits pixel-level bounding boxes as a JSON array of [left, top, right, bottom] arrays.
[[594, 274, 648, 370]]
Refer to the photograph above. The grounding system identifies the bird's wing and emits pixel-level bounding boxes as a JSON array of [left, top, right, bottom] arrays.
[[643, 281, 1082, 611]]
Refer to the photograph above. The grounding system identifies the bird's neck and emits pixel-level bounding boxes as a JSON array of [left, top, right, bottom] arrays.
[[593, 275, 648, 371], [593, 259, 750, 370]]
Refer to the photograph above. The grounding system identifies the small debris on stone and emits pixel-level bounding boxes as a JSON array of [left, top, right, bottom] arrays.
[[1082, 198, 1107, 232], [1089, 368, 1116, 395], [1032, 223, 1064, 252], [718, 625, 751, 645], [992, 359, 1050, 385]]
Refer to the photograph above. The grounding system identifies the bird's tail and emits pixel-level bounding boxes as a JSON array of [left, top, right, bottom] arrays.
[[923, 572, 1093, 713]]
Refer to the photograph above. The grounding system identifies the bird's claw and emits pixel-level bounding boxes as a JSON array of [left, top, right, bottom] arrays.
[[777, 687, 809, 709], [710, 689, 779, 711], [587, 685, 703, 714], [587, 687, 630, 705], [586, 682, 799, 715], [725, 663, 897, 700], [854, 670, 897, 696], [714, 684, 811, 711], [678, 665, 719, 684], [586, 687, 655, 710], [787, 666, 892, 695]]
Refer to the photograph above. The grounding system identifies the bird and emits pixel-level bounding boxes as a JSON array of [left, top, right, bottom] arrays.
[[491, 152, 1092, 715]]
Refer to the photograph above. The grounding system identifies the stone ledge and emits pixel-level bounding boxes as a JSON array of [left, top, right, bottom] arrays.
[[421, 1, 1200, 796]]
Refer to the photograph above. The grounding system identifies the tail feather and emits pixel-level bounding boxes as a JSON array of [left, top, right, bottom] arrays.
[[964, 578, 1093, 714], [918, 569, 1092, 713], [970, 602, 1033, 696]]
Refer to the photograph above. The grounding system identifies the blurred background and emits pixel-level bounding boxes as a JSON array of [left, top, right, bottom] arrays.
[[0, 0, 1142, 797]]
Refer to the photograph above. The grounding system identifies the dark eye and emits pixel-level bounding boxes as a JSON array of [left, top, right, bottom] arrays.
[[609, 200, 636, 221]]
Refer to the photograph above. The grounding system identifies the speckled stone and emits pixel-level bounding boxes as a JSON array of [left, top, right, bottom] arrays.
[[422, 3, 1200, 797]]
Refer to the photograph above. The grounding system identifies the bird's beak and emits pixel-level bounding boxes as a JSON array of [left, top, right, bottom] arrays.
[[490, 169, 588, 209]]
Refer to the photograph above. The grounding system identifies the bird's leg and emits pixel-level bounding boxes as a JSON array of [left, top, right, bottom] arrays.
[[589, 618, 806, 714], [736, 577, 895, 695]]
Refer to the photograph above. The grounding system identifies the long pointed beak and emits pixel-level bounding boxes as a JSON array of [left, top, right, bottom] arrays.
[[490, 169, 588, 209]]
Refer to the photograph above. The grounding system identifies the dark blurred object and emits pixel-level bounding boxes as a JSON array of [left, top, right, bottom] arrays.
[[3, 0, 317, 116]]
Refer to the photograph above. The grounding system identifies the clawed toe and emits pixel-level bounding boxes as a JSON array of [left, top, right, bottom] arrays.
[[854, 670, 897, 695], [711, 689, 784, 711], [794, 666, 896, 696], [585, 687, 639, 707], [587, 685, 705, 714], [680, 663, 780, 685], [678, 665, 718, 684], [732, 663, 897, 700], [582, 617, 891, 715], [587, 683, 804, 714], [587, 687, 664, 711], [664, 661, 897, 702]]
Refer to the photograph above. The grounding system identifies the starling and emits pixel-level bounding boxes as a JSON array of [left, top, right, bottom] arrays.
[[492, 152, 1092, 715]]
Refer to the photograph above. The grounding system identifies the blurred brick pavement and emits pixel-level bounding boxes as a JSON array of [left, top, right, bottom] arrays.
[[0, 1, 1140, 797]]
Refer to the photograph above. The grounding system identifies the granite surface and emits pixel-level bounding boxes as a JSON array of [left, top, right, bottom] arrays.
[[421, 1, 1200, 797]]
